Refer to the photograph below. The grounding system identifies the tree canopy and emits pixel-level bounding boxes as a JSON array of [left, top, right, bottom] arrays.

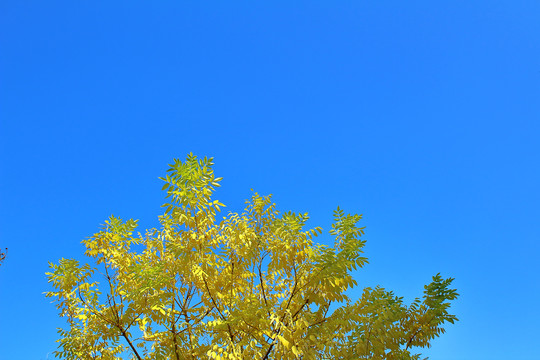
[[46, 154, 458, 360]]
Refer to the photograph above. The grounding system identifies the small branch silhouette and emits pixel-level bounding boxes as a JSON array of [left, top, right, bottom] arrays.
[[0, 248, 7, 266]]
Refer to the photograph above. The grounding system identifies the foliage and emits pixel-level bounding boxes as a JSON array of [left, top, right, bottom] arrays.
[[46, 154, 458, 360]]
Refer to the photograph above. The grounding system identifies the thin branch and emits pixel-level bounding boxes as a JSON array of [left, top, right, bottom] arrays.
[[171, 293, 182, 360], [120, 328, 143, 360]]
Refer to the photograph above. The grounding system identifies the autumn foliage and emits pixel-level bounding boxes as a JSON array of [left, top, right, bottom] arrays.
[[46, 154, 458, 359]]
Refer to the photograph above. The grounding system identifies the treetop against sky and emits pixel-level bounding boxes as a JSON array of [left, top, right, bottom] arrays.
[[46, 155, 458, 360]]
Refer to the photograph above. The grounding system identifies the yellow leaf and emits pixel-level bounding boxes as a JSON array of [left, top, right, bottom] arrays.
[[277, 335, 290, 349]]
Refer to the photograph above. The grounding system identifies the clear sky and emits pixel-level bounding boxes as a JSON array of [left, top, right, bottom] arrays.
[[0, 1, 539, 359]]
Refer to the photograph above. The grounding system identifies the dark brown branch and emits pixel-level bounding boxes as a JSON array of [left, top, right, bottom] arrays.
[[120, 328, 143, 360], [171, 295, 182, 360]]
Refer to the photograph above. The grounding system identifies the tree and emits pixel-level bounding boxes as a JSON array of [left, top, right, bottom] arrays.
[[46, 154, 458, 360]]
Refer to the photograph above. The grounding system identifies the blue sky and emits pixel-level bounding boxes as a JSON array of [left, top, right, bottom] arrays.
[[0, 1, 539, 359]]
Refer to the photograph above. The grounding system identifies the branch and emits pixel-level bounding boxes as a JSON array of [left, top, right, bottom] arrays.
[[202, 276, 236, 344], [171, 293, 182, 360], [120, 328, 143, 360]]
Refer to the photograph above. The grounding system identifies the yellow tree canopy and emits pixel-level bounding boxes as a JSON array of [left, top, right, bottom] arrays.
[[47, 154, 458, 360]]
